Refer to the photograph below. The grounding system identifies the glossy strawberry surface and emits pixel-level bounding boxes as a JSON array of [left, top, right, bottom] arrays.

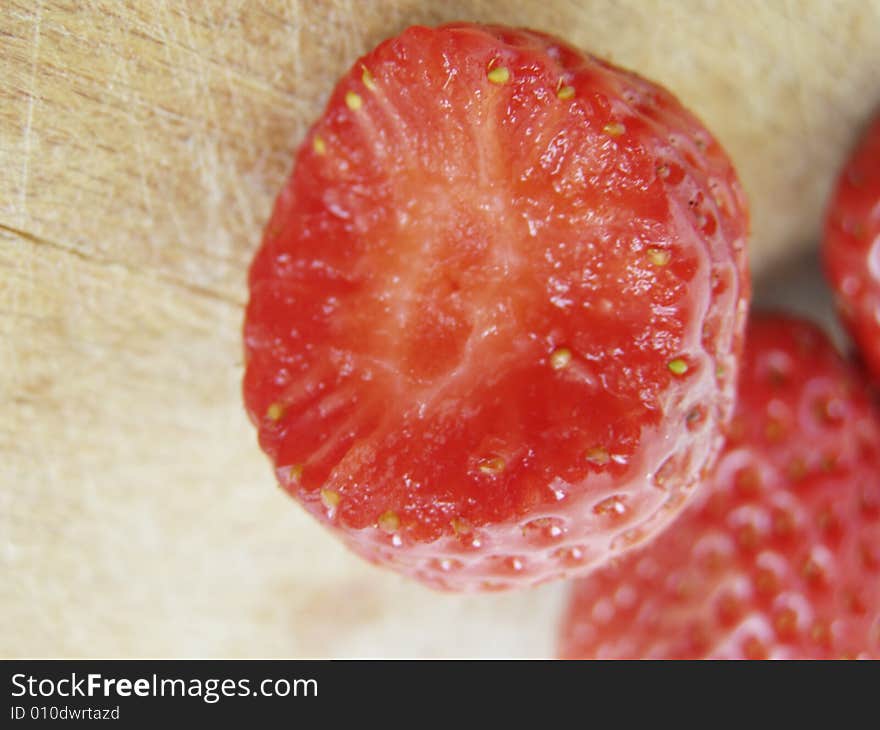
[[244, 23, 750, 590], [824, 112, 880, 379], [559, 314, 880, 658]]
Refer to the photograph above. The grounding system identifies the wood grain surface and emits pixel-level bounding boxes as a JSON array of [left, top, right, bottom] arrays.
[[2, 0, 879, 657]]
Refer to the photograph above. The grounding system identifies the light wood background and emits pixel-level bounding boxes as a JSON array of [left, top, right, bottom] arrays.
[[2, 0, 878, 657]]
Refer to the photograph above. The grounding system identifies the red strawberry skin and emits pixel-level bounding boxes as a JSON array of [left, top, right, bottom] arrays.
[[243, 23, 750, 591], [559, 314, 880, 658], [824, 113, 880, 379]]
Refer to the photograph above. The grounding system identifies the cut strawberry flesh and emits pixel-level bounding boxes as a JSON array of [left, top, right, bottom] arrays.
[[244, 24, 749, 590]]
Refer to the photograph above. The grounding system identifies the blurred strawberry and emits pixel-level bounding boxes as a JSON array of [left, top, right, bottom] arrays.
[[559, 314, 880, 658], [824, 112, 880, 379]]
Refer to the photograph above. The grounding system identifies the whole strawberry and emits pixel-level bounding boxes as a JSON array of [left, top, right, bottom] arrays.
[[559, 314, 880, 658], [244, 23, 750, 590], [824, 112, 880, 380]]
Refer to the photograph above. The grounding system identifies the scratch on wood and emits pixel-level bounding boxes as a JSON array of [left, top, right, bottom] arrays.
[[109, 45, 157, 221], [19, 0, 44, 228], [0, 221, 244, 309]]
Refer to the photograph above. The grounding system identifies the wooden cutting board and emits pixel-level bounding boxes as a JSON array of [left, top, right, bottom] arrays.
[[2, 0, 879, 657]]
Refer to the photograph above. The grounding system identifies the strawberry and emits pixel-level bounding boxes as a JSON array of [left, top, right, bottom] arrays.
[[824, 112, 880, 380], [559, 314, 880, 659], [243, 23, 750, 590]]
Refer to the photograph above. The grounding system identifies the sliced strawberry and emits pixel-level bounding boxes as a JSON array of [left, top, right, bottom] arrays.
[[243, 23, 750, 590], [559, 314, 880, 658], [824, 112, 880, 379]]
